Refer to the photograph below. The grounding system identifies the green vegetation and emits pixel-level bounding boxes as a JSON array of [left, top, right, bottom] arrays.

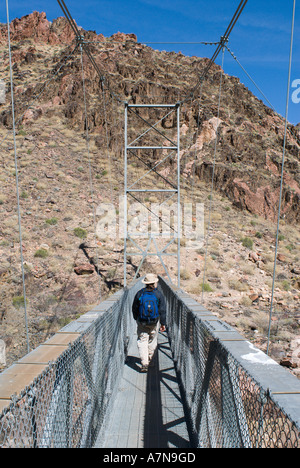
[[34, 248, 49, 258], [202, 283, 213, 293], [46, 218, 58, 225], [281, 280, 290, 292], [12, 296, 27, 309], [74, 227, 87, 239], [241, 237, 253, 250]]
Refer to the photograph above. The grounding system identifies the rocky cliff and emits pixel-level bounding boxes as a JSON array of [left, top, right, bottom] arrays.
[[1, 12, 299, 223], [0, 12, 299, 374]]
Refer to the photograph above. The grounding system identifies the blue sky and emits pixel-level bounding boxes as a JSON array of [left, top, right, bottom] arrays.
[[1, 0, 299, 124]]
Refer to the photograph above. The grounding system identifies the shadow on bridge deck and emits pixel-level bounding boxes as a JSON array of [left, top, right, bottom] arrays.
[[95, 331, 191, 449]]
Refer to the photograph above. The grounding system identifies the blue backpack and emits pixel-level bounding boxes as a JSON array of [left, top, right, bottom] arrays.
[[138, 289, 159, 323]]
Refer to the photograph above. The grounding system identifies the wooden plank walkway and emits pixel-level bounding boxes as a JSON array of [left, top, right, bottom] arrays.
[[95, 330, 191, 449]]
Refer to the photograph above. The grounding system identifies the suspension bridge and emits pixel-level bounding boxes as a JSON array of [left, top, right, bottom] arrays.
[[0, 0, 300, 449]]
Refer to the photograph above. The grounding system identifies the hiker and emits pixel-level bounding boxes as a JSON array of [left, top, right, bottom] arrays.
[[132, 273, 166, 372]]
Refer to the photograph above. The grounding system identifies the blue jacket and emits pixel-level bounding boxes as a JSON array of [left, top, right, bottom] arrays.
[[132, 287, 166, 325]]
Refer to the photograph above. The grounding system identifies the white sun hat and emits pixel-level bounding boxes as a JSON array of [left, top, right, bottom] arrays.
[[142, 273, 159, 284]]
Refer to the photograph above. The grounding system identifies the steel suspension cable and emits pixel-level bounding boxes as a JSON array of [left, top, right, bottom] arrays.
[[57, 0, 82, 37], [0, 43, 79, 150], [182, 89, 204, 272], [180, 0, 248, 105], [80, 45, 102, 301], [100, 85, 123, 280], [57, 0, 125, 105], [6, 0, 29, 353], [201, 46, 225, 303], [101, 79, 114, 205], [225, 45, 275, 112], [225, 45, 300, 148], [56, 0, 248, 109], [191, 80, 205, 201], [267, 0, 297, 356]]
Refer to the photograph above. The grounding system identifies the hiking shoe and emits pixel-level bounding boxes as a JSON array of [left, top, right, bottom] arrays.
[[140, 365, 148, 373]]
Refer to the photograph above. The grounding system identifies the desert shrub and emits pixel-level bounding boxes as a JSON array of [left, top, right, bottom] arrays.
[[281, 280, 290, 291], [241, 237, 253, 250], [180, 269, 191, 280], [46, 218, 58, 225], [34, 248, 49, 258], [242, 265, 255, 275], [228, 279, 249, 292], [58, 317, 73, 328], [12, 296, 27, 308], [74, 227, 87, 239], [239, 296, 252, 306], [187, 281, 213, 295]]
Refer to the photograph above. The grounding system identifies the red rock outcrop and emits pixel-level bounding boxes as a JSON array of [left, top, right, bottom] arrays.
[[0, 12, 299, 224], [0, 11, 137, 46], [0, 11, 76, 45]]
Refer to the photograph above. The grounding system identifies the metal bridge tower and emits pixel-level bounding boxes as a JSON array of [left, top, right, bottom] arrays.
[[124, 103, 181, 288]]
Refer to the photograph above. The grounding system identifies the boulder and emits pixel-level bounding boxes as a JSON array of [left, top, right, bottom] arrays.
[[249, 252, 259, 263], [277, 253, 286, 262], [249, 294, 259, 303], [280, 357, 297, 369], [74, 264, 95, 275]]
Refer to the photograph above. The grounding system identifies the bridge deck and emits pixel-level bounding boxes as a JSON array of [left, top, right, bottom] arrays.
[[96, 330, 191, 449]]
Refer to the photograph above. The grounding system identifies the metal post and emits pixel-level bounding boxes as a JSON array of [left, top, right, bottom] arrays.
[[124, 103, 128, 287], [123, 104, 180, 286], [177, 103, 181, 288], [6, 0, 30, 354]]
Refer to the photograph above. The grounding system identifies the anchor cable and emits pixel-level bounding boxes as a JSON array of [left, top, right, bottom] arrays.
[[180, 0, 248, 104], [6, 0, 30, 353], [266, 0, 297, 356]]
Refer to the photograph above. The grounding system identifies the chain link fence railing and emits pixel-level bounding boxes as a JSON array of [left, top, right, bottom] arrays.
[[159, 277, 300, 448], [0, 280, 142, 448], [1, 276, 299, 448]]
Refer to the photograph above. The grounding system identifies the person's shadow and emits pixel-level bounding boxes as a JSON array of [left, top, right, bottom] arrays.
[[125, 354, 140, 372]]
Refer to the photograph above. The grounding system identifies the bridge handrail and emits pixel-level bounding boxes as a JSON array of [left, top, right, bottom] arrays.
[[159, 276, 300, 448], [1, 276, 299, 448], [0, 280, 142, 448]]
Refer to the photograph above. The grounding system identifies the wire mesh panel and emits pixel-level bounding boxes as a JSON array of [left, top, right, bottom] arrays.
[[159, 277, 300, 448], [1, 278, 299, 448], [0, 281, 142, 448]]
